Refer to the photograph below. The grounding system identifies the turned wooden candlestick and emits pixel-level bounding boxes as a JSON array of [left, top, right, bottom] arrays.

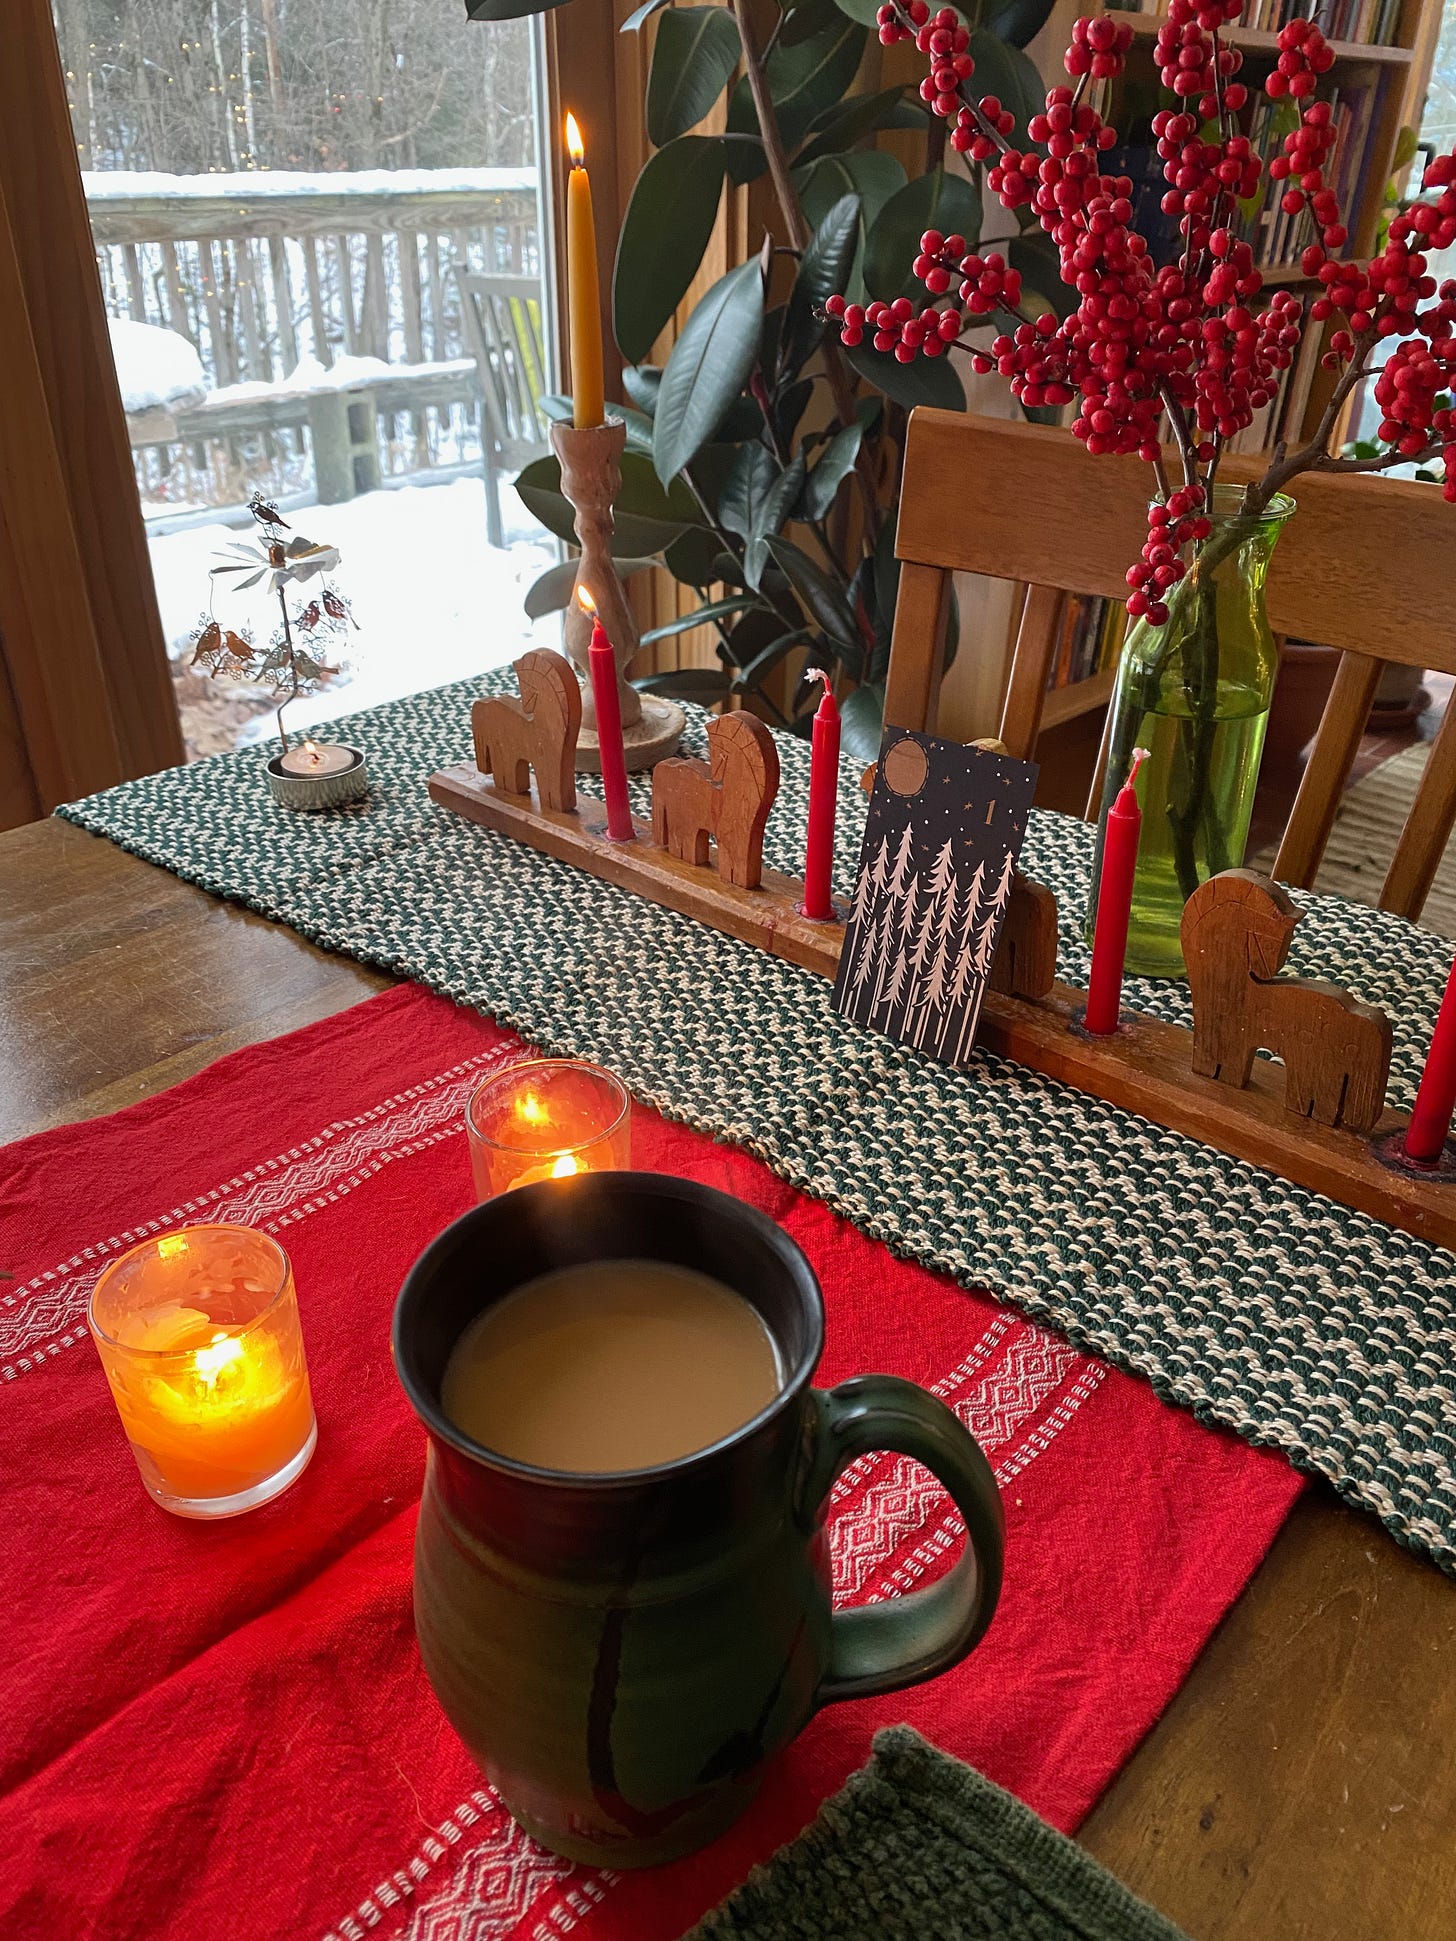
[[550, 417, 683, 773]]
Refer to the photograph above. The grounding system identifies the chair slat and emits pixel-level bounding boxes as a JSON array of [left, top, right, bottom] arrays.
[[1382, 697, 1456, 921], [998, 583, 1063, 761], [883, 561, 950, 734], [1271, 650, 1381, 889]]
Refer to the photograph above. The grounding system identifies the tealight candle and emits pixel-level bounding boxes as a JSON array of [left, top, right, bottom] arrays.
[[88, 1225, 316, 1518], [265, 737, 369, 810], [279, 738, 356, 776], [466, 1058, 631, 1200]]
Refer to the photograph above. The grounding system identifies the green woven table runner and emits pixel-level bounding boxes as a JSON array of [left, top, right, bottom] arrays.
[[686, 1727, 1191, 1941], [59, 671, 1456, 1574]]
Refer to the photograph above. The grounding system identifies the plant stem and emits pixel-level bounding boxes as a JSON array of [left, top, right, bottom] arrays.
[[729, 0, 878, 542], [276, 582, 298, 756]]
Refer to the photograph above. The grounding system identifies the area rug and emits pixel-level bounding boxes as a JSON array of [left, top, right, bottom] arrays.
[[687, 1727, 1190, 1941], [56, 671, 1456, 1577], [0, 983, 1300, 1941], [1252, 740, 1456, 941]]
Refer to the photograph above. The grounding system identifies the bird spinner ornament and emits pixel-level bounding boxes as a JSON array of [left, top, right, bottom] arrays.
[[833, 730, 1039, 1067]]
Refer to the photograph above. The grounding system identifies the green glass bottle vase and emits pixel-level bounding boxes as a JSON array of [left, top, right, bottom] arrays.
[[1085, 487, 1294, 979]]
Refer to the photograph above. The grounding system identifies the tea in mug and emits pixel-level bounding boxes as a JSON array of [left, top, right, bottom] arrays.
[[440, 1258, 781, 1473]]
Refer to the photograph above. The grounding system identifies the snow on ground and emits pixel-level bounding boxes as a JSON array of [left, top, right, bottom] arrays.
[[149, 477, 560, 740], [110, 317, 207, 415], [85, 167, 537, 200]]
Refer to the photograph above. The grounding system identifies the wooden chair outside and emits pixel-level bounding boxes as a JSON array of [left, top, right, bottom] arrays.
[[452, 264, 549, 548], [883, 410, 1456, 925]]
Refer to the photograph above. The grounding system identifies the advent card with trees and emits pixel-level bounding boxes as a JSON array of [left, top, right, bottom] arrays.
[[833, 729, 1039, 1068]]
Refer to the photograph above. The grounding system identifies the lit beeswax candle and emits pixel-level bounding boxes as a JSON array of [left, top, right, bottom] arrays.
[[88, 1226, 316, 1518], [565, 113, 605, 429]]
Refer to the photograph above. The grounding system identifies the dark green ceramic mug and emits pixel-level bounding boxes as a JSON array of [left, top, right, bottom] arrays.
[[393, 1171, 1004, 1868]]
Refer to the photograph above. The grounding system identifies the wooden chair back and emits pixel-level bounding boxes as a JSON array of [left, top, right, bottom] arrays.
[[453, 265, 549, 548], [454, 267, 548, 452], [884, 410, 1456, 925]]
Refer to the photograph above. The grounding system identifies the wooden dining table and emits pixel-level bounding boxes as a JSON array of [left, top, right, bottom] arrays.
[[5, 810, 1455, 1941]]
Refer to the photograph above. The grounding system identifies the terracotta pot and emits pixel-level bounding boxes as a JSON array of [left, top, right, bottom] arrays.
[[393, 1172, 1005, 1868], [1264, 640, 1342, 772]]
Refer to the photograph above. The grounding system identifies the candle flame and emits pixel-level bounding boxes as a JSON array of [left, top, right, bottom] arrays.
[[565, 112, 585, 166], [576, 584, 597, 616], [192, 1332, 245, 1388], [551, 1154, 581, 1179]]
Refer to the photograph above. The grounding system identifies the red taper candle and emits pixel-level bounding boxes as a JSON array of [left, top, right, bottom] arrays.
[[803, 671, 840, 921], [1405, 951, 1456, 1164], [581, 588, 635, 843], [1083, 746, 1149, 1035]]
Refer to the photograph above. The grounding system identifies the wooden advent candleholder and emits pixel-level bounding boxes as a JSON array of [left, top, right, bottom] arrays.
[[550, 417, 684, 773], [430, 649, 1456, 1255]]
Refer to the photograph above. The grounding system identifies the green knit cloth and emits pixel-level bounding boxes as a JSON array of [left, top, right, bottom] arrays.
[[686, 1730, 1191, 1941]]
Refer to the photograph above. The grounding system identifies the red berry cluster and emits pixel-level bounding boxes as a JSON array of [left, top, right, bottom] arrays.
[[1264, 16, 1336, 99], [1194, 286, 1302, 437], [1126, 487, 1210, 625], [825, 292, 962, 361], [972, 313, 1075, 408], [1063, 14, 1134, 80], [874, 0, 927, 44], [1153, 0, 1247, 117], [950, 95, 1014, 159], [1155, 112, 1259, 230], [1373, 341, 1454, 457], [909, 7, 976, 118], [825, 0, 1456, 617]]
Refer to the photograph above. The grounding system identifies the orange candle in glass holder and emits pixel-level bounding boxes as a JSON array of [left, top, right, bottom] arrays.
[[466, 1059, 631, 1200], [88, 1225, 316, 1519]]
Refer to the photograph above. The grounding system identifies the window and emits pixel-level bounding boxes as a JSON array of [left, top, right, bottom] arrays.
[[55, 0, 562, 756]]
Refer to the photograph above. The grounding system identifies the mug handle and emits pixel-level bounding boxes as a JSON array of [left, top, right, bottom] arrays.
[[801, 1374, 1005, 1704]]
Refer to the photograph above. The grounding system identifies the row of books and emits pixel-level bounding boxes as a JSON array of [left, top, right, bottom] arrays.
[[1234, 82, 1380, 268], [1043, 595, 1128, 692], [1120, 0, 1402, 40]]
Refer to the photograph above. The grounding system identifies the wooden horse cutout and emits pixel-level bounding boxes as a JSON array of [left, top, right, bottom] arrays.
[[472, 649, 581, 813], [1182, 869, 1391, 1133], [988, 875, 1058, 1000], [651, 714, 780, 890]]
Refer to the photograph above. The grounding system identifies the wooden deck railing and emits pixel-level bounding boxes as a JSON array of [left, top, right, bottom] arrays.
[[84, 170, 545, 513]]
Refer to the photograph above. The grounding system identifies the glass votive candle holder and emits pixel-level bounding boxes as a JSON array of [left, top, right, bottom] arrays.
[[466, 1058, 632, 1200], [88, 1225, 317, 1519]]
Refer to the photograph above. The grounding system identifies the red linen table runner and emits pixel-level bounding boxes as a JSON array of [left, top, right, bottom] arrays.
[[0, 983, 1301, 1941]]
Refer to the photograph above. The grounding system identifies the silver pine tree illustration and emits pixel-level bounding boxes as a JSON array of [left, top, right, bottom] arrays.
[[936, 860, 986, 1055], [953, 847, 1017, 1062]]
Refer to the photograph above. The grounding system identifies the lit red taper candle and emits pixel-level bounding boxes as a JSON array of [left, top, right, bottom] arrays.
[[802, 670, 840, 921], [579, 587, 635, 843], [1405, 952, 1456, 1164], [1084, 747, 1149, 1036]]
